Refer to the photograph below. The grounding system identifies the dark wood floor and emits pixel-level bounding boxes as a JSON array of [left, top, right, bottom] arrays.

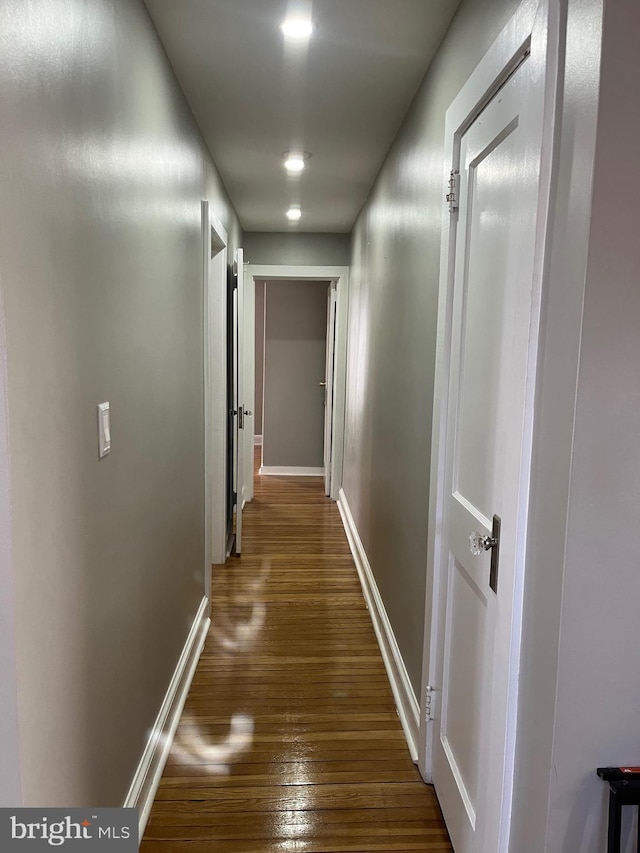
[[141, 449, 452, 852]]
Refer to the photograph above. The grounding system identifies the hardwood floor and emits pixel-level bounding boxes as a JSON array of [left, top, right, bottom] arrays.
[[141, 449, 452, 852]]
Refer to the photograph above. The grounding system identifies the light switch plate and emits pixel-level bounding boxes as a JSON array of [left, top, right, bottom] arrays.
[[98, 402, 111, 458]]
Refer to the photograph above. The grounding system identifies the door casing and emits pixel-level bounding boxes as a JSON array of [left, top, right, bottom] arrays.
[[241, 261, 255, 505], [324, 282, 338, 496], [0, 283, 22, 805], [202, 201, 229, 578], [233, 248, 245, 553], [244, 265, 350, 501]]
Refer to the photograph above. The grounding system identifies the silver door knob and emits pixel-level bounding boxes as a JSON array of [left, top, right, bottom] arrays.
[[470, 515, 501, 593], [319, 381, 327, 388], [469, 532, 498, 556]]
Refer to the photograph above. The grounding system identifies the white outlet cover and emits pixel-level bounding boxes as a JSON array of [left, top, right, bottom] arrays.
[[98, 402, 111, 458]]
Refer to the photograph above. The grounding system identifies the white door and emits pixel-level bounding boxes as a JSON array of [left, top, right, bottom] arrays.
[[431, 54, 544, 852], [234, 248, 245, 554], [323, 283, 337, 495]]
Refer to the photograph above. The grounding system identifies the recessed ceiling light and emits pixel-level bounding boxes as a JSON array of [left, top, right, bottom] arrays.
[[286, 207, 302, 221], [284, 154, 306, 174], [280, 17, 314, 39]]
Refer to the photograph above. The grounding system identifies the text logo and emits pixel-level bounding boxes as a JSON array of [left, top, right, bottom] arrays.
[[0, 809, 137, 850]]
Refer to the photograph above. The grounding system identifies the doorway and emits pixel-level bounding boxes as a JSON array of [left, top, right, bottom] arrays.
[[201, 201, 228, 574], [244, 264, 349, 501], [225, 261, 236, 548], [260, 278, 330, 476]]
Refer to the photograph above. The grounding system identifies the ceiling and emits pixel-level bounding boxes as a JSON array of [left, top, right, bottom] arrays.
[[144, 0, 461, 233]]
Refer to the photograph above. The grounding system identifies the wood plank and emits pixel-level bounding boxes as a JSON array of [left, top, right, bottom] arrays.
[[164, 747, 418, 766], [145, 814, 448, 840], [147, 805, 444, 830], [142, 839, 452, 852], [159, 768, 422, 787], [175, 717, 401, 734]]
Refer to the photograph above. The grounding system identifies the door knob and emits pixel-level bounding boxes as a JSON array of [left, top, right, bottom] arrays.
[[469, 532, 497, 555], [469, 514, 501, 593], [319, 381, 327, 388]]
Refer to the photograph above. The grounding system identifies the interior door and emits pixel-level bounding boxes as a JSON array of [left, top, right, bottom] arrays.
[[234, 248, 245, 554], [323, 283, 337, 495], [431, 55, 543, 852], [225, 264, 235, 549]]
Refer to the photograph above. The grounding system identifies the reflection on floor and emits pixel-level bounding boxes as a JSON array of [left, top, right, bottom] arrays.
[[141, 449, 452, 852]]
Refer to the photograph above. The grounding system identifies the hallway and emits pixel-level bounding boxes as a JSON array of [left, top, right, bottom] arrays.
[[140, 452, 452, 851]]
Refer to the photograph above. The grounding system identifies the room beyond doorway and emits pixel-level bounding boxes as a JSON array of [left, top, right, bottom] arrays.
[[259, 278, 330, 476]]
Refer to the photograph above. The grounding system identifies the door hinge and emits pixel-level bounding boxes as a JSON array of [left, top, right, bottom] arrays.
[[425, 685, 438, 722], [446, 170, 460, 213]]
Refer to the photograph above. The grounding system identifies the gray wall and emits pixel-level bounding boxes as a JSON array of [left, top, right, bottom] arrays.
[[342, 0, 519, 695], [244, 232, 351, 266], [263, 280, 328, 469], [254, 281, 265, 436], [0, 0, 240, 807]]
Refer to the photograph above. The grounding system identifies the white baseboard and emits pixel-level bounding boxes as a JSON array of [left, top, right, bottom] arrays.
[[337, 489, 420, 763], [254, 435, 263, 446], [123, 596, 210, 840], [259, 466, 324, 477]]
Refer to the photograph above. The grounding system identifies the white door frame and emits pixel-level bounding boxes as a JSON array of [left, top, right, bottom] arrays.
[[324, 282, 338, 497], [233, 248, 245, 553], [419, 0, 558, 843], [242, 260, 255, 505], [0, 295, 22, 805], [244, 265, 349, 501], [202, 201, 228, 584]]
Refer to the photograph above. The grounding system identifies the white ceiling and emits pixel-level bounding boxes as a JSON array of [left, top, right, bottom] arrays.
[[144, 0, 461, 233]]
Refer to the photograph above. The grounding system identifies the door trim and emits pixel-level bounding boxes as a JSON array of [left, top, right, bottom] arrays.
[[324, 283, 338, 497], [244, 264, 350, 501], [0, 285, 22, 805], [232, 248, 245, 554], [242, 260, 255, 504], [202, 202, 228, 577], [419, 0, 559, 846]]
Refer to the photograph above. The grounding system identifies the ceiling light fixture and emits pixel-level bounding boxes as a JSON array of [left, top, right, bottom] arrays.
[[280, 17, 314, 39], [286, 207, 302, 221], [284, 156, 305, 174], [284, 153, 309, 174]]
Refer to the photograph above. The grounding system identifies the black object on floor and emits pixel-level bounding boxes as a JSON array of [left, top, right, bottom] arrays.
[[597, 767, 640, 852]]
